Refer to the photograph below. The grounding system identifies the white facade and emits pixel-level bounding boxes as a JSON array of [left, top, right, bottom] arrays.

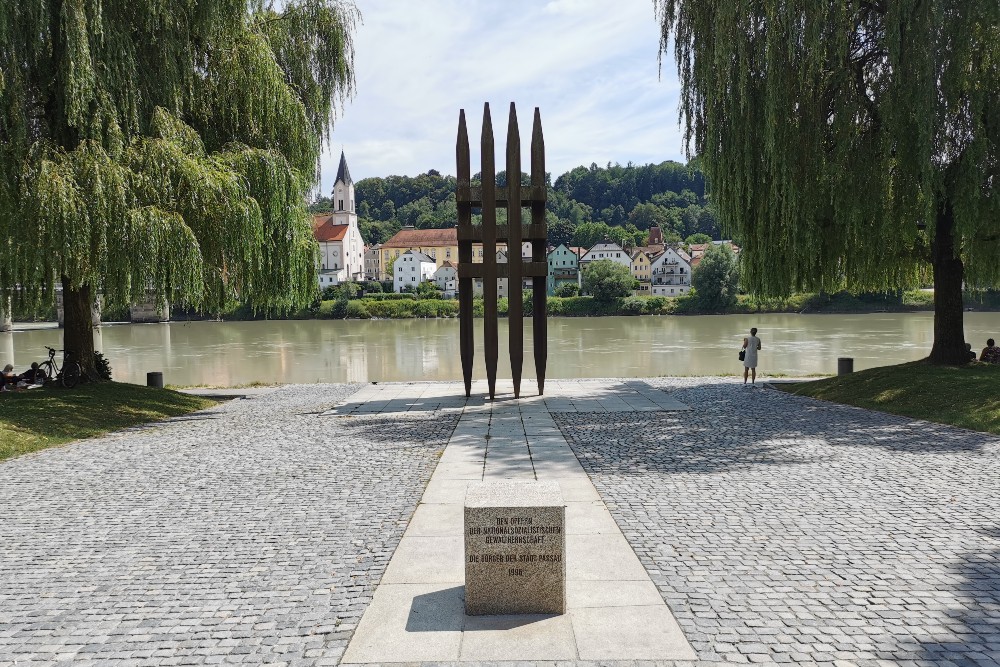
[[579, 242, 631, 269], [650, 246, 692, 296], [394, 251, 437, 293], [316, 152, 365, 286], [434, 263, 458, 298]]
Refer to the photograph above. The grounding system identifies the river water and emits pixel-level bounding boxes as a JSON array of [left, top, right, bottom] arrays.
[[3, 312, 999, 386]]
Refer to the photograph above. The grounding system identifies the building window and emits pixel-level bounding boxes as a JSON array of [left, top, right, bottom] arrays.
[[338, 199, 344, 211], [446, 249, 451, 259]]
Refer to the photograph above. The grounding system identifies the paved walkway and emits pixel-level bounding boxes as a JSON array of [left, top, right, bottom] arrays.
[[336, 380, 695, 663], [2, 378, 1000, 667]]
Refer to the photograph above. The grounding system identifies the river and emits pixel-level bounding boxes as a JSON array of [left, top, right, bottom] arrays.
[[3, 312, 999, 386]]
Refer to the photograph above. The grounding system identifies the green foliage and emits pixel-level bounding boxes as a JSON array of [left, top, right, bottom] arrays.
[[691, 243, 740, 310], [685, 233, 712, 245], [363, 292, 416, 301], [345, 300, 370, 318], [0, 0, 358, 353], [416, 281, 440, 298], [620, 296, 648, 315], [349, 161, 721, 247], [554, 283, 580, 297], [321, 281, 360, 300], [656, 0, 999, 300], [583, 260, 638, 301], [93, 352, 113, 381]]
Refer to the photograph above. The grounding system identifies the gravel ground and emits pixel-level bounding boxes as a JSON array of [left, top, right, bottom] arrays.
[[0, 384, 457, 667], [555, 377, 1000, 667]]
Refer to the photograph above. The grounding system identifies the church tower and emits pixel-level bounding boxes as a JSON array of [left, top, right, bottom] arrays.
[[327, 150, 365, 282], [332, 150, 356, 227]]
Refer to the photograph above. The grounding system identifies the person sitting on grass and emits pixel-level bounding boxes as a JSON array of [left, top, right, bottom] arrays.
[[981, 339, 999, 364], [1, 364, 16, 392]]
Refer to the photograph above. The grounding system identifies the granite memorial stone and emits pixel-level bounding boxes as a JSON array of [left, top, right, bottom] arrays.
[[464, 480, 565, 615]]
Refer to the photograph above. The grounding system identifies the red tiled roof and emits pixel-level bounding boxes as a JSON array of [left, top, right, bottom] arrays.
[[382, 227, 458, 248], [313, 219, 348, 242]]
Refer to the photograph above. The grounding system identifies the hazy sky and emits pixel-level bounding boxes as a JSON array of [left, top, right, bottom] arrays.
[[316, 0, 686, 194]]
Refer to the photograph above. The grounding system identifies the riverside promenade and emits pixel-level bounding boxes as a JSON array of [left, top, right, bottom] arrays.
[[2, 379, 1000, 666]]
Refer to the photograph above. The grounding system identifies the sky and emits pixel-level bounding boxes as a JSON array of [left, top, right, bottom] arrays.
[[315, 0, 686, 194]]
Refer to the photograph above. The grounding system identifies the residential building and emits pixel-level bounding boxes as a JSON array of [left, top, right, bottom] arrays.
[[312, 151, 365, 286], [380, 226, 514, 279], [579, 241, 630, 270], [496, 250, 510, 299], [364, 244, 382, 281], [434, 261, 458, 298], [546, 244, 581, 295], [381, 227, 459, 277], [650, 246, 692, 296], [394, 250, 437, 293], [630, 250, 654, 296]]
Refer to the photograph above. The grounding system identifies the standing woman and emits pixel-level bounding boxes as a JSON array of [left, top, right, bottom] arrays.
[[742, 327, 762, 385]]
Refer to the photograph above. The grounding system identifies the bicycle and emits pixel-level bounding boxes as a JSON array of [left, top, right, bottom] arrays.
[[37, 346, 82, 388]]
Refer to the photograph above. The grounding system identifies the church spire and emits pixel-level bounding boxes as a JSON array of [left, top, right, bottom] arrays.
[[335, 150, 352, 186]]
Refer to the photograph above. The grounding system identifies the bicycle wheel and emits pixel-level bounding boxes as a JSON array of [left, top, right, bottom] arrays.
[[37, 362, 54, 384], [61, 361, 82, 389]]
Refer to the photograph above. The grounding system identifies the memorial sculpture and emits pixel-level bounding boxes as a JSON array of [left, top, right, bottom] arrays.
[[456, 103, 548, 400]]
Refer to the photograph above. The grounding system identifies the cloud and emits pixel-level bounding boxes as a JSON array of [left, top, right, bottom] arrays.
[[319, 0, 685, 193]]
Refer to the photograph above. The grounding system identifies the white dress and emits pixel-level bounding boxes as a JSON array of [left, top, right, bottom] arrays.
[[743, 335, 760, 368]]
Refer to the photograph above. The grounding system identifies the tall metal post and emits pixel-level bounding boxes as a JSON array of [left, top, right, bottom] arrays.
[[456, 103, 547, 400]]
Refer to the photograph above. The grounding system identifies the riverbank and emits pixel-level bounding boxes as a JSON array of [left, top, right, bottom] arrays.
[[289, 288, 996, 320], [0, 383, 216, 462], [776, 360, 1000, 435]]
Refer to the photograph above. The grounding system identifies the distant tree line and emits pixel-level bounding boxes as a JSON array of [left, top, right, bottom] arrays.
[[308, 161, 722, 248]]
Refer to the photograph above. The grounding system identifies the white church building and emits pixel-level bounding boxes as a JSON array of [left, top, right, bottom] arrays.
[[312, 151, 365, 286]]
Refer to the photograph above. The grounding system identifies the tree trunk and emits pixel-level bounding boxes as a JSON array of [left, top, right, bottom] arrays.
[[61, 277, 97, 379], [928, 201, 968, 365]]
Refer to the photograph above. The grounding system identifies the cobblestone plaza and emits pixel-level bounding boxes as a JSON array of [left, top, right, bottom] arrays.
[[2, 379, 1000, 666]]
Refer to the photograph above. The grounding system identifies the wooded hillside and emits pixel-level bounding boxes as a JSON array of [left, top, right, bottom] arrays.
[[309, 161, 721, 248]]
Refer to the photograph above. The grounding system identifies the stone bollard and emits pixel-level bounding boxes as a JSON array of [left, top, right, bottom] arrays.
[[146, 371, 164, 388], [837, 357, 854, 375]]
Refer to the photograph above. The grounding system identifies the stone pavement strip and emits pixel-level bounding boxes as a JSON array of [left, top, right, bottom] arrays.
[[334, 380, 696, 663], [4, 378, 1000, 667]]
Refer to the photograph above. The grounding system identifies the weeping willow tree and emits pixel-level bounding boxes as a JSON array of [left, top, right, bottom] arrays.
[[657, 0, 999, 364], [0, 0, 357, 376]]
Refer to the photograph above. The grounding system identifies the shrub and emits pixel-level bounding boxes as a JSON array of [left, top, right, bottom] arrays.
[[346, 301, 371, 318], [554, 282, 579, 297], [621, 296, 648, 315], [364, 281, 383, 294], [582, 260, 637, 301], [93, 351, 113, 381], [363, 292, 416, 301]]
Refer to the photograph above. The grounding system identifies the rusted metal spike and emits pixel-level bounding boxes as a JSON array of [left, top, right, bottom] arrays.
[[530, 107, 547, 396], [506, 103, 523, 399], [481, 103, 498, 400], [531, 107, 545, 187], [457, 109, 473, 397]]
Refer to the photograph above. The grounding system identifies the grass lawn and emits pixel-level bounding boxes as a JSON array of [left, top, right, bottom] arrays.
[[775, 360, 1000, 435], [0, 382, 216, 462]]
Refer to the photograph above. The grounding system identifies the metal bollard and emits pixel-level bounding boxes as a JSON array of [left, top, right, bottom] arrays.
[[837, 358, 854, 375], [146, 371, 164, 388]]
